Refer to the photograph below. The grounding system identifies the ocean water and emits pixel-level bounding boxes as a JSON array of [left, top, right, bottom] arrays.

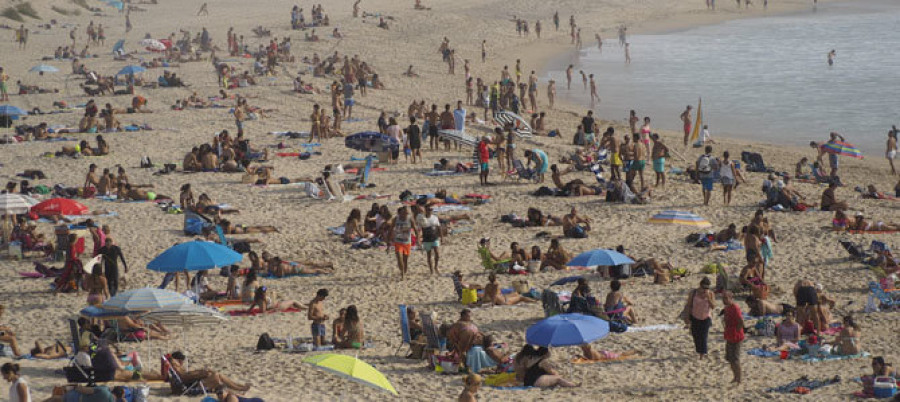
[[551, 0, 900, 154]]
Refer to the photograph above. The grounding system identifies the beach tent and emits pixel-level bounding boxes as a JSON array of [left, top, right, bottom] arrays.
[[146, 240, 242, 273], [526, 313, 610, 347], [302, 354, 398, 396], [648, 211, 711, 228], [31, 198, 89, 216]]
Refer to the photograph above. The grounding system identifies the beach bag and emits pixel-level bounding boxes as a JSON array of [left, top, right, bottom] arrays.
[[513, 280, 530, 294], [461, 288, 478, 305], [608, 320, 628, 333], [256, 333, 275, 351]]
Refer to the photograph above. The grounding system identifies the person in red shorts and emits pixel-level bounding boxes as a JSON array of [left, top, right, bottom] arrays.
[[387, 206, 418, 280]]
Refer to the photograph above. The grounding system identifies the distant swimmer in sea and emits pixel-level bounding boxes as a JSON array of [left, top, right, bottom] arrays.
[[827, 50, 836, 66]]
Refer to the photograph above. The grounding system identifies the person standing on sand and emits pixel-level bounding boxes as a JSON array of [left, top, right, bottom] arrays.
[[387, 206, 417, 280], [310, 104, 321, 142], [342, 79, 354, 119], [566, 65, 573, 90], [535, 20, 542, 39], [308, 289, 329, 347], [0, 67, 9, 102], [197, 3, 209, 16], [684, 277, 715, 359], [575, 28, 582, 49], [353, 0, 361, 18], [810, 132, 845, 178], [722, 291, 744, 384], [459, 374, 481, 402], [827, 50, 836, 66], [478, 136, 491, 186], [553, 11, 559, 31], [625, 43, 631, 64], [407, 116, 422, 163], [887, 128, 897, 175], [481, 40, 486, 63], [528, 71, 538, 110], [547, 80, 556, 109], [680, 105, 693, 146], [125, 12, 132, 34], [697, 145, 716, 206], [589, 74, 598, 105], [99, 237, 127, 297], [651, 134, 668, 187]]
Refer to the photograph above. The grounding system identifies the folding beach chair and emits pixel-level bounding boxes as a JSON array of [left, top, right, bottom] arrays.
[[161, 354, 207, 396], [541, 289, 563, 318], [342, 155, 374, 191], [503, 159, 537, 183], [477, 246, 510, 273], [419, 313, 443, 356], [395, 304, 412, 356]]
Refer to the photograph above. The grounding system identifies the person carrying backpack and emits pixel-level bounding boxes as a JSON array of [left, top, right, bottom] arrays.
[[696, 145, 717, 206]]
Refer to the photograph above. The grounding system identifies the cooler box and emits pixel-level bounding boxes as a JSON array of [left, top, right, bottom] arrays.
[[874, 376, 897, 398]]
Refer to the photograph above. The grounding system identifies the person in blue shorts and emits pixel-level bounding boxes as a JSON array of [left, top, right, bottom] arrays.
[[696, 145, 716, 206]]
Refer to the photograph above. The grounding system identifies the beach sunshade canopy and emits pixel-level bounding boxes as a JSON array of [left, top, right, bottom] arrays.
[[147, 240, 242, 273], [31, 198, 88, 216], [566, 249, 634, 267], [0, 105, 28, 116], [29, 64, 59, 73], [526, 313, 610, 347], [0, 193, 36, 215], [821, 141, 863, 159], [116, 65, 146, 76], [139, 38, 167, 51], [107, 0, 124, 10], [302, 354, 398, 396], [550, 275, 584, 286], [648, 210, 711, 228], [103, 288, 192, 311], [141, 303, 227, 326], [80, 305, 135, 318], [345, 131, 399, 153]]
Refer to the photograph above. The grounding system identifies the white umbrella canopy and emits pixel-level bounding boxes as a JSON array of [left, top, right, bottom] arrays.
[[140, 303, 227, 326], [0, 193, 35, 215]]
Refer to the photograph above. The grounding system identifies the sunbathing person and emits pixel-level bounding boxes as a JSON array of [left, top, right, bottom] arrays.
[[28, 340, 71, 359], [850, 212, 900, 231], [550, 164, 584, 194], [604, 280, 639, 324], [561, 207, 591, 238], [861, 184, 893, 199], [521, 347, 579, 388], [526, 207, 562, 227], [169, 351, 250, 392], [541, 239, 570, 270], [579, 344, 640, 361], [89, 345, 162, 382], [219, 219, 277, 234], [116, 315, 171, 340], [336, 305, 365, 349], [483, 273, 536, 305], [120, 184, 171, 201], [263, 255, 333, 276], [246, 286, 306, 313], [827, 315, 862, 355], [745, 295, 792, 317]]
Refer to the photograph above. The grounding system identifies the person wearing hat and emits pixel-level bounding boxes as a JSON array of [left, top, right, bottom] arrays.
[[851, 212, 900, 232]]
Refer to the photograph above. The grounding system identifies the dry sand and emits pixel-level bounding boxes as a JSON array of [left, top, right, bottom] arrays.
[[1, 0, 898, 400]]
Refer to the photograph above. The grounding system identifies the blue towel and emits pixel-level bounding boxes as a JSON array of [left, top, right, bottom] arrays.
[[746, 348, 779, 357], [466, 346, 497, 374]]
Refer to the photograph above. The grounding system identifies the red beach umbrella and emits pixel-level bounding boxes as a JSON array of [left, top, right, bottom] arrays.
[[30, 198, 89, 216]]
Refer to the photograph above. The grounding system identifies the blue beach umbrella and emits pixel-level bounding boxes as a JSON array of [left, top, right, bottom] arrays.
[[112, 39, 125, 54], [566, 249, 634, 268], [116, 65, 146, 76], [29, 64, 59, 73], [147, 240, 242, 273], [526, 313, 610, 347], [102, 288, 192, 311], [0, 105, 28, 116], [80, 305, 135, 318]]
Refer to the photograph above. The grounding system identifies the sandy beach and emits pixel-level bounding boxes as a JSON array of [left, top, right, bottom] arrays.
[[1, 0, 898, 400]]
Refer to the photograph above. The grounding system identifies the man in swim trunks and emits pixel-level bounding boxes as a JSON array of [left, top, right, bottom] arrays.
[[696, 145, 716, 206], [680, 105, 692, 147], [562, 207, 591, 238], [478, 136, 491, 186], [524, 149, 548, 183], [651, 133, 668, 187], [308, 289, 329, 347], [388, 206, 418, 279], [886, 129, 897, 175], [581, 110, 596, 146], [342, 79, 354, 119], [631, 133, 646, 189], [620, 134, 635, 188]]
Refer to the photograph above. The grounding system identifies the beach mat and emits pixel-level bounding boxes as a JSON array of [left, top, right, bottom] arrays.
[[800, 351, 870, 363], [766, 376, 841, 393]]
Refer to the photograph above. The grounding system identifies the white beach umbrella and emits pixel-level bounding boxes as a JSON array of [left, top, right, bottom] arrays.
[[142, 303, 227, 358], [0, 193, 35, 215]]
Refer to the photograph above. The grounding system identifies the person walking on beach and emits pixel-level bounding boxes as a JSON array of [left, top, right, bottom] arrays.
[[683, 277, 715, 359], [481, 40, 487, 63], [565, 65, 573, 90], [810, 132, 845, 178], [407, 117, 422, 164], [417, 205, 442, 275], [722, 291, 744, 384], [827, 50, 836, 66], [388, 206, 417, 280], [99, 237, 127, 297], [0, 68, 9, 102], [697, 145, 717, 206], [308, 289, 329, 347], [719, 151, 742, 206], [589, 74, 598, 105], [680, 105, 693, 146], [625, 43, 631, 64], [125, 12, 132, 34], [535, 20, 542, 39], [342, 80, 354, 119], [197, 2, 209, 16], [478, 136, 491, 186], [553, 11, 559, 31], [887, 128, 897, 175]]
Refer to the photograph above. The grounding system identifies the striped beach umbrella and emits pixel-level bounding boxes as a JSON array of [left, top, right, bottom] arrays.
[[0, 193, 35, 215], [648, 210, 711, 228], [103, 288, 192, 311], [821, 141, 863, 159]]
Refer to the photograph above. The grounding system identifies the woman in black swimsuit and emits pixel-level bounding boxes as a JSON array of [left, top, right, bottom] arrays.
[[522, 347, 579, 388]]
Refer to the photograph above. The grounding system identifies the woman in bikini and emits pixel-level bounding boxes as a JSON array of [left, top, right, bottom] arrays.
[[84, 260, 109, 307], [246, 286, 305, 313], [264, 255, 333, 277], [342, 208, 369, 242], [541, 239, 570, 270], [337, 305, 365, 349], [28, 341, 72, 359], [483, 273, 536, 305], [579, 344, 640, 361], [604, 280, 639, 324], [523, 347, 579, 388], [851, 212, 900, 231], [829, 315, 862, 355], [240, 271, 259, 303], [219, 219, 277, 234], [331, 308, 346, 345]]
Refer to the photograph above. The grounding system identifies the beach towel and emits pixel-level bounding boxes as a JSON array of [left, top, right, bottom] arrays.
[[327, 226, 345, 236], [625, 324, 681, 333], [423, 170, 463, 177], [259, 272, 325, 279], [766, 376, 841, 393], [206, 300, 245, 308], [747, 348, 780, 358], [227, 307, 303, 317], [800, 351, 870, 363], [431, 205, 471, 213]]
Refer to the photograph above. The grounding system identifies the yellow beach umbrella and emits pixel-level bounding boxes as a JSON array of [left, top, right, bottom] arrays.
[[302, 353, 398, 396], [648, 210, 711, 228]]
